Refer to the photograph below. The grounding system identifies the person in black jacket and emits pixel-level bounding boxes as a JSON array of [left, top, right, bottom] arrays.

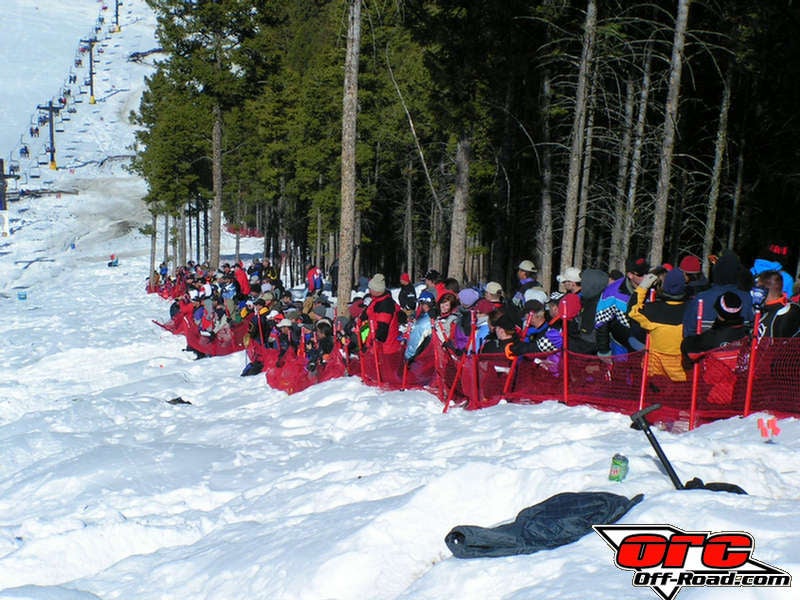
[[398, 272, 417, 316], [681, 291, 749, 357]]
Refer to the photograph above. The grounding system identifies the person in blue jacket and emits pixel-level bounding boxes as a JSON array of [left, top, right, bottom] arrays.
[[750, 244, 794, 297], [404, 291, 435, 362]]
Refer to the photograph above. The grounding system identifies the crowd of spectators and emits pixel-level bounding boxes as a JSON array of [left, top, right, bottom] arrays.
[[155, 245, 800, 385]]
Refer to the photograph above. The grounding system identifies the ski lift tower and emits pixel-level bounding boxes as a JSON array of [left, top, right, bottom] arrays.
[[1, 159, 21, 236], [114, 0, 122, 33], [80, 37, 98, 104], [36, 100, 64, 170]]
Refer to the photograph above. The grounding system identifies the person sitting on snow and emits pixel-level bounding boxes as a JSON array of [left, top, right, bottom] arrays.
[[276, 318, 300, 363], [306, 319, 335, 372], [404, 291, 436, 362]]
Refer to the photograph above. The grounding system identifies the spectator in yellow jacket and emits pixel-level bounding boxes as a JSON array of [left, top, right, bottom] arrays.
[[629, 268, 689, 382]]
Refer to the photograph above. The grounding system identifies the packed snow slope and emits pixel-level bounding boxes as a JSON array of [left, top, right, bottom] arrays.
[[1, 2, 799, 599]]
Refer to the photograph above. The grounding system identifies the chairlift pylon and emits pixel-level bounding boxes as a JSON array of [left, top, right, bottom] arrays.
[[6, 178, 20, 201]]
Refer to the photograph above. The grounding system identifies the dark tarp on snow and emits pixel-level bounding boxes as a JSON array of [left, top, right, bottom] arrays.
[[445, 491, 644, 559]]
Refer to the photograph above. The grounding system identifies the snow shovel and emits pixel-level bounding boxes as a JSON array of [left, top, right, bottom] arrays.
[[630, 404, 747, 494]]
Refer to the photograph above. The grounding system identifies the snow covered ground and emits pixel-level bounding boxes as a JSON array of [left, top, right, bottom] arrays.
[[0, 2, 798, 599]]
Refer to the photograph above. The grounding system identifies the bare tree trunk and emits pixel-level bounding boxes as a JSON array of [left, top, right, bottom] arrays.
[[315, 207, 322, 270], [209, 101, 223, 270], [610, 78, 635, 270], [276, 175, 285, 265], [538, 71, 554, 293], [186, 204, 192, 262], [266, 205, 272, 258], [701, 66, 732, 275], [575, 62, 598, 269], [649, 0, 692, 266], [149, 211, 157, 281], [235, 193, 241, 264], [560, 0, 596, 274], [428, 203, 436, 273], [178, 210, 187, 267], [354, 214, 362, 282], [727, 139, 745, 251], [447, 135, 470, 283], [622, 48, 653, 264], [327, 231, 336, 276], [404, 161, 414, 276], [162, 213, 169, 266], [170, 215, 177, 270], [337, 0, 361, 314]]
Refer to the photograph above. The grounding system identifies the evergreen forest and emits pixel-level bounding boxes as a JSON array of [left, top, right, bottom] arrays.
[[131, 0, 800, 294]]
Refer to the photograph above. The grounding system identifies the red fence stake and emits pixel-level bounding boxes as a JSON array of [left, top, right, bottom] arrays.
[[369, 319, 383, 386], [503, 312, 534, 397], [743, 310, 762, 417], [637, 288, 656, 411], [443, 311, 477, 413]]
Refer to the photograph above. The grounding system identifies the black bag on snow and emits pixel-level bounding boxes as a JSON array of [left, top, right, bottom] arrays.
[[240, 361, 263, 376], [445, 491, 643, 559]]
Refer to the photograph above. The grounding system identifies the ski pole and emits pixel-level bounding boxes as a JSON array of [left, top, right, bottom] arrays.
[[630, 403, 684, 490]]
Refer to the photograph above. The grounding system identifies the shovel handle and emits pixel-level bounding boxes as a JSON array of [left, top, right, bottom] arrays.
[[631, 403, 661, 424]]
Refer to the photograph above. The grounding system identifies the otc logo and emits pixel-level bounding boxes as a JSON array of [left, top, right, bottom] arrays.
[[594, 524, 791, 600]]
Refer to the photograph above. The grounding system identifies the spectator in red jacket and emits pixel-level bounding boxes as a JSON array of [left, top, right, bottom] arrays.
[[364, 273, 402, 353], [233, 263, 251, 299], [306, 263, 324, 298]]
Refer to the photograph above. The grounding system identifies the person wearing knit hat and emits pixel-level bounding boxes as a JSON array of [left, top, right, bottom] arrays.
[[363, 273, 403, 352], [398, 272, 417, 315], [679, 255, 701, 274], [458, 287, 480, 309], [661, 268, 687, 300], [682, 249, 753, 337], [368, 273, 386, 295], [475, 298, 495, 315], [678, 254, 710, 297], [681, 291, 749, 358], [629, 268, 689, 382]]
